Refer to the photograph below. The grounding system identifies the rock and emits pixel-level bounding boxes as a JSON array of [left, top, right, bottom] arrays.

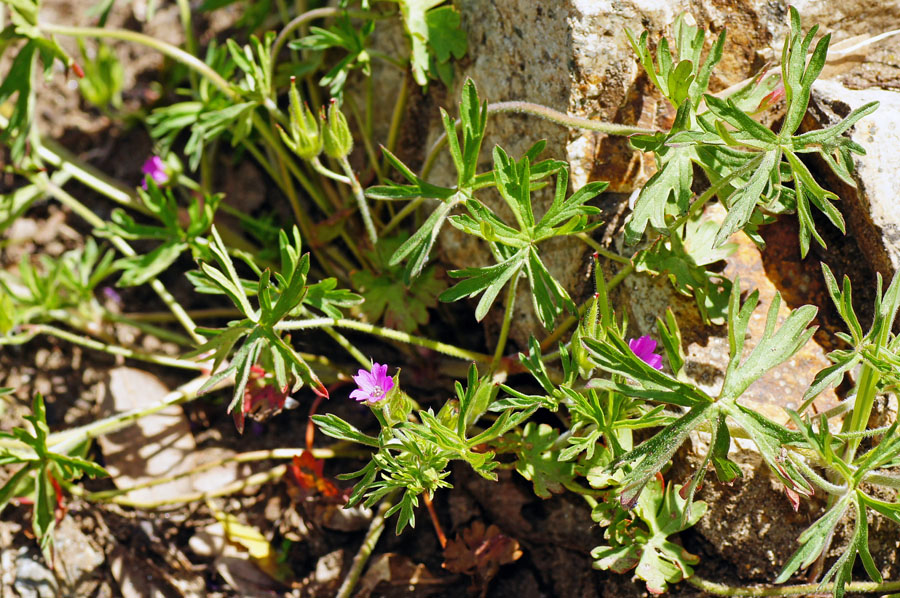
[[53, 516, 105, 595], [13, 549, 57, 598], [97, 367, 239, 507], [806, 80, 900, 279], [409, 0, 900, 349]]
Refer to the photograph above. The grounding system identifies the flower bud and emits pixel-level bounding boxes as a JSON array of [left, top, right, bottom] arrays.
[[322, 100, 353, 159], [282, 76, 322, 160]]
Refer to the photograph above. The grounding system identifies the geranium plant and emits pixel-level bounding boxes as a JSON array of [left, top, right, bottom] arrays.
[[1, 2, 899, 597]]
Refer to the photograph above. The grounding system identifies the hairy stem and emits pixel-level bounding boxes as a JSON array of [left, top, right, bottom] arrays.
[[491, 271, 521, 372], [339, 156, 378, 246], [276, 318, 492, 363], [336, 496, 394, 598], [686, 575, 900, 596], [12, 324, 206, 371]]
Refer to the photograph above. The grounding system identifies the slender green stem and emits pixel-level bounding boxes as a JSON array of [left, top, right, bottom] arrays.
[[381, 195, 425, 235], [574, 233, 631, 264], [270, 7, 382, 82], [321, 327, 372, 369], [842, 363, 881, 462], [35, 136, 149, 215], [80, 445, 361, 501], [35, 175, 203, 344], [276, 318, 493, 363], [72, 465, 290, 509], [491, 271, 521, 372], [686, 575, 900, 596], [311, 157, 351, 184], [102, 311, 195, 346], [421, 101, 661, 179], [346, 95, 385, 185], [15, 324, 205, 371], [46, 374, 226, 455], [383, 71, 409, 163], [175, 0, 198, 67], [339, 156, 378, 245], [38, 23, 235, 99], [336, 495, 394, 598]]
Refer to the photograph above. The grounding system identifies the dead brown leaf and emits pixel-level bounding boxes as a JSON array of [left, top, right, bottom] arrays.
[[443, 521, 522, 592], [355, 553, 445, 598]]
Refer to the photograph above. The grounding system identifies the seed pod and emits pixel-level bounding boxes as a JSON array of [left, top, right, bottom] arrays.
[[322, 100, 353, 159]]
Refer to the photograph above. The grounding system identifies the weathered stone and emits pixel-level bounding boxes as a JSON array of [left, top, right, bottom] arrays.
[[806, 79, 900, 279]]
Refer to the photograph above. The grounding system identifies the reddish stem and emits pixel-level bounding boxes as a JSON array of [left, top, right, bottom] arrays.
[[423, 493, 447, 548]]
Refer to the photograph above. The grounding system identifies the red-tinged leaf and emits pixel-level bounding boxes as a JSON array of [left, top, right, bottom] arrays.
[[235, 366, 294, 433], [289, 452, 344, 501]]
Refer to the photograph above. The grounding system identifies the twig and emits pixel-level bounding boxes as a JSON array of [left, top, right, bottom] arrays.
[[335, 496, 394, 598]]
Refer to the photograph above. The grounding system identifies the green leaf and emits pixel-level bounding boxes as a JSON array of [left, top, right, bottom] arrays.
[[389, 0, 466, 86], [515, 423, 574, 498], [608, 404, 715, 508], [715, 150, 777, 246], [592, 476, 706, 594], [624, 138, 694, 244], [115, 241, 186, 287], [440, 249, 526, 322], [312, 414, 379, 447], [0, 39, 37, 162], [775, 493, 852, 584], [719, 287, 818, 400], [351, 235, 447, 332]]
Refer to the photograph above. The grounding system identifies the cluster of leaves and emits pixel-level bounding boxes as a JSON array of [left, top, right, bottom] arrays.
[[186, 225, 362, 419], [350, 235, 447, 332], [624, 10, 877, 323], [4, 3, 899, 597], [372, 79, 606, 329], [0, 394, 107, 556], [0, 237, 116, 332]]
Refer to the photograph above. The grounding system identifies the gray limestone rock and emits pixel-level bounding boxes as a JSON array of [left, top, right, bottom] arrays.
[[807, 79, 900, 279]]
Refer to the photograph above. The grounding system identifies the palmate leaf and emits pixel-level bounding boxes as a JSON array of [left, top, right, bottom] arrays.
[[624, 102, 695, 245], [515, 423, 574, 498], [592, 477, 707, 595], [351, 234, 446, 332], [388, 0, 466, 87]]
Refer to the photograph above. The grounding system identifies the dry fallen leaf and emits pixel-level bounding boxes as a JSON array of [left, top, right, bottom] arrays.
[[213, 510, 284, 580], [355, 553, 445, 598], [443, 521, 522, 592], [191, 515, 288, 597]]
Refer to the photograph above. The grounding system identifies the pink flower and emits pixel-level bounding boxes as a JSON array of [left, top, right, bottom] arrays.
[[350, 362, 394, 404], [141, 156, 169, 189], [628, 336, 663, 370]]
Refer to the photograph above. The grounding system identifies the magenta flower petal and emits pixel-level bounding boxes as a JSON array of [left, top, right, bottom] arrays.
[[350, 362, 394, 403], [141, 156, 169, 189], [628, 335, 664, 371]]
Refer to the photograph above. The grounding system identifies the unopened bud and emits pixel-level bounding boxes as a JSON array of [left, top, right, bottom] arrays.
[[322, 101, 353, 159], [284, 77, 322, 160]]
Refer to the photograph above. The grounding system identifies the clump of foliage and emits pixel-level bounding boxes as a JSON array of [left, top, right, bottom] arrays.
[[1, 2, 899, 597]]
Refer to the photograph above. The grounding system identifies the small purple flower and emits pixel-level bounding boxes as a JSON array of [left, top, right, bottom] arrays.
[[350, 362, 394, 404], [628, 335, 663, 370], [141, 156, 169, 189]]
